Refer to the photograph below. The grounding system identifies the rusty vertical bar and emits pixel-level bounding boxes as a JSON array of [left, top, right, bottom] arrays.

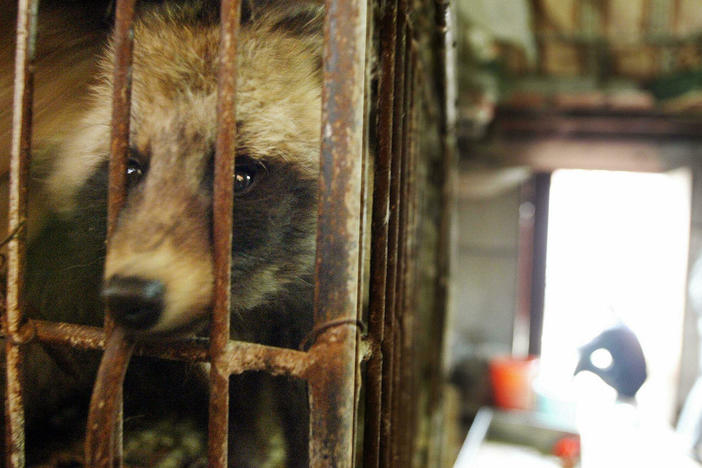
[[397, 43, 418, 467], [430, 0, 457, 382], [426, 1, 458, 464], [383, 1, 407, 464], [208, 0, 240, 466], [390, 29, 414, 466], [408, 47, 423, 464], [306, 0, 367, 466], [380, 1, 408, 466], [363, 0, 398, 466], [5, 1, 39, 466], [103, 1, 136, 465], [84, 328, 135, 468], [107, 0, 136, 237]]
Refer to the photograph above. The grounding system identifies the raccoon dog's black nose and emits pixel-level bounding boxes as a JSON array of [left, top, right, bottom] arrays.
[[102, 276, 165, 330]]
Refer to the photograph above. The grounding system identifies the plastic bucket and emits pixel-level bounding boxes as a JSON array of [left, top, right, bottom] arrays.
[[489, 356, 538, 410]]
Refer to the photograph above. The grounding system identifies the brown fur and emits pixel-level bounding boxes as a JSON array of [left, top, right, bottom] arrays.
[[48, 3, 322, 213], [43, 2, 324, 335]]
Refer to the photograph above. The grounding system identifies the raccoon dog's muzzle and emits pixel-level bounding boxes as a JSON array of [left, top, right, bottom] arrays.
[[102, 219, 216, 336], [101, 149, 216, 336], [102, 275, 166, 330], [102, 227, 216, 336]]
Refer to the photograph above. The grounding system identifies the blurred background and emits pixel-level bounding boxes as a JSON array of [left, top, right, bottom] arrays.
[[449, 0, 702, 467]]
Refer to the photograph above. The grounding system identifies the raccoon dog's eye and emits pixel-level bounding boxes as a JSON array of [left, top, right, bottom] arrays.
[[234, 162, 265, 195], [126, 158, 144, 188]]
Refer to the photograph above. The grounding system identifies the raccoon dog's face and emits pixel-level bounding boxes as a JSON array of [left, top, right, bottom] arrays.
[[47, 4, 323, 335]]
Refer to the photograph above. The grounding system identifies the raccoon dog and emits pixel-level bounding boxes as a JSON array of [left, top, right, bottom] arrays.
[[14, 1, 323, 466]]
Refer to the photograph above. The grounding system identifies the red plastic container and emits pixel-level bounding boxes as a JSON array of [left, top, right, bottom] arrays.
[[489, 356, 538, 410]]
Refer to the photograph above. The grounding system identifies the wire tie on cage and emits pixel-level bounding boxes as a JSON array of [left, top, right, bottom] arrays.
[[0, 220, 26, 250], [5, 318, 37, 346], [0, 220, 26, 284], [299, 318, 367, 351]]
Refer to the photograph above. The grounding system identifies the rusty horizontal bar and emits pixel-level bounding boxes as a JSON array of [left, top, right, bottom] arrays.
[[5, 0, 39, 466], [134, 335, 212, 363], [32, 320, 106, 351], [28, 320, 209, 362], [1, 320, 316, 375], [222, 340, 310, 378]]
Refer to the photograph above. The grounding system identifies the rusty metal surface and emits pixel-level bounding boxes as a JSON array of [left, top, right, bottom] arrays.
[[424, 3, 458, 465], [305, 0, 368, 466], [363, 1, 398, 466], [223, 341, 309, 377], [208, 0, 240, 465], [100, 1, 137, 464], [30, 320, 209, 362], [5, 0, 39, 466], [107, 0, 135, 237], [85, 327, 135, 468], [395, 42, 417, 466], [382, 0, 408, 465], [304, 327, 355, 468], [389, 39, 410, 465], [406, 47, 421, 462]]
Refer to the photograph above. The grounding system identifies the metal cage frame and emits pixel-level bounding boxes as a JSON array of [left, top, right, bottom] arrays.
[[4, 0, 454, 466]]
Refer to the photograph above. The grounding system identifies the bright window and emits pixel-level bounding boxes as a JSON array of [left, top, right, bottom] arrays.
[[539, 168, 692, 423]]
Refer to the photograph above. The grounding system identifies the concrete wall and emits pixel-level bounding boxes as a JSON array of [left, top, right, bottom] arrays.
[[449, 186, 521, 364]]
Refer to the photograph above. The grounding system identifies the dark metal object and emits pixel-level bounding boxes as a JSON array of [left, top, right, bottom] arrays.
[[5, 0, 39, 466]]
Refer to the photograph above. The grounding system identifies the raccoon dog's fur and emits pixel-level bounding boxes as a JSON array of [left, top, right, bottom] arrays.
[[11, 1, 324, 466]]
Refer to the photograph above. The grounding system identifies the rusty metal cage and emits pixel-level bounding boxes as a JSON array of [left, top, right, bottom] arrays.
[[3, 0, 456, 466]]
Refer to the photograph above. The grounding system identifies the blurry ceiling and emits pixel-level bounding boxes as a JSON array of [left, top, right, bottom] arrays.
[[456, 0, 702, 131]]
